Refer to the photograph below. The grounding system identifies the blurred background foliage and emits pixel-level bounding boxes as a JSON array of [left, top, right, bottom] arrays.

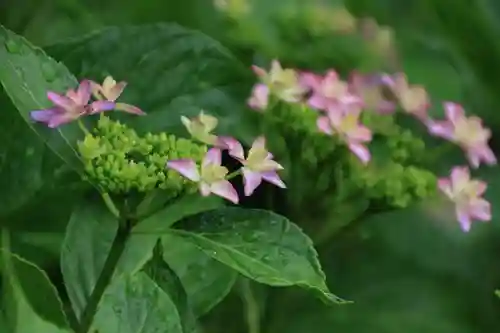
[[2, 0, 500, 332]]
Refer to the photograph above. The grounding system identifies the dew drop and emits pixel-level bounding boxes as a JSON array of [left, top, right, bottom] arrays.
[[4, 39, 21, 54]]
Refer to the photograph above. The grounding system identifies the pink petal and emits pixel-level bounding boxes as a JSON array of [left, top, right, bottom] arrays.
[[248, 84, 269, 110], [348, 125, 372, 142], [88, 101, 116, 114], [242, 168, 263, 196], [261, 171, 286, 189], [210, 180, 239, 204], [456, 207, 472, 232], [317, 116, 332, 134], [199, 182, 211, 196], [469, 199, 491, 222], [30, 108, 62, 123], [348, 142, 371, 164], [251, 65, 267, 77], [437, 178, 452, 193], [443, 102, 464, 124], [427, 120, 454, 140], [76, 80, 92, 105], [308, 94, 327, 110], [114, 102, 146, 115], [166, 159, 200, 181], [47, 92, 75, 110], [300, 72, 322, 90], [47, 112, 78, 128], [216, 136, 245, 159], [475, 181, 488, 196], [466, 151, 481, 169], [108, 81, 127, 101], [450, 166, 469, 186], [203, 148, 222, 167]]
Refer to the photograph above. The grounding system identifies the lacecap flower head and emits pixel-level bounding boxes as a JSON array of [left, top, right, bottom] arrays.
[[90, 76, 145, 115]]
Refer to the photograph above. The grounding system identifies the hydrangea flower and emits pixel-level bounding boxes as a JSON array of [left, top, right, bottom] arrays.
[[181, 111, 219, 145], [301, 70, 362, 112], [438, 166, 491, 232], [383, 73, 429, 119], [348, 72, 396, 114], [30, 80, 115, 128], [90, 76, 145, 115], [317, 107, 372, 164], [219, 136, 286, 196], [166, 148, 239, 203], [427, 102, 496, 168], [251, 60, 307, 104]]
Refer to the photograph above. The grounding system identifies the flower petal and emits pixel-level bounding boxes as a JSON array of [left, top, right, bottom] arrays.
[[107, 81, 127, 101], [166, 159, 200, 181], [348, 142, 371, 164], [210, 180, 239, 204], [203, 148, 222, 167], [75, 80, 92, 105], [242, 168, 263, 196], [30, 108, 61, 123], [47, 112, 78, 128], [348, 125, 372, 142], [261, 171, 286, 189], [450, 166, 469, 186], [317, 116, 333, 135], [88, 101, 116, 114], [469, 198, 491, 222], [217, 136, 245, 160], [47, 92, 75, 110], [248, 84, 269, 110], [426, 120, 454, 140], [251, 136, 267, 151], [443, 102, 464, 124], [115, 102, 145, 115], [308, 94, 327, 110], [456, 207, 472, 232], [199, 182, 211, 196]]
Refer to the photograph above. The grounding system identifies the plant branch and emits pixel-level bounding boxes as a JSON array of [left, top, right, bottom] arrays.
[[76, 218, 132, 333], [240, 278, 261, 333]]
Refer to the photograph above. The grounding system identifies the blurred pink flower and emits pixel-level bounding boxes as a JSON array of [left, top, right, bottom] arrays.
[[90, 76, 145, 115], [428, 102, 496, 168], [317, 107, 372, 164], [166, 148, 239, 203], [438, 166, 491, 232], [383, 73, 429, 119], [348, 72, 396, 114], [219, 136, 286, 196], [30, 80, 115, 128], [302, 70, 362, 112]]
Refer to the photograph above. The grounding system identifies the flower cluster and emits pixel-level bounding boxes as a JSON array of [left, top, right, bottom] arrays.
[[248, 60, 494, 231], [168, 112, 286, 204], [31, 78, 287, 205]]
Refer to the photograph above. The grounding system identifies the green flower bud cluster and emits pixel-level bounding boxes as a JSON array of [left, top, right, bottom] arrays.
[[77, 115, 206, 196], [262, 103, 437, 213]]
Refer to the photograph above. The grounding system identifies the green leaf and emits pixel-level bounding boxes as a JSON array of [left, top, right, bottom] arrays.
[[60, 199, 157, 320], [168, 207, 344, 304], [162, 233, 237, 316], [0, 25, 82, 171], [46, 23, 256, 142], [92, 271, 192, 333], [1, 232, 70, 332], [135, 193, 224, 233], [0, 91, 45, 217]]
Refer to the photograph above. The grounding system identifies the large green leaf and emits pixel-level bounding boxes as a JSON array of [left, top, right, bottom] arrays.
[[162, 233, 238, 316], [168, 207, 344, 304], [0, 25, 82, 170], [60, 200, 157, 320], [0, 91, 45, 217], [91, 270, 192, 333], [46, 23, 256, 141], [1, 232, 70, 332]]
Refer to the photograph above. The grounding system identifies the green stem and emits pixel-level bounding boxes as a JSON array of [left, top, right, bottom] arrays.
[[240, 278, 260, 333], [77, 119, 90, 136], [77, 219, 131, 333], [101, 192, 120, 218], [226, 168, 243, 180]]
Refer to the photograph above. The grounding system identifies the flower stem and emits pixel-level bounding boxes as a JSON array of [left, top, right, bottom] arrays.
[[240, 278, 261, 333], [226, 168, 243, 180], [101, 192, 120, 218], [76, 218, 131, 333], [77, 119, 90, 136]]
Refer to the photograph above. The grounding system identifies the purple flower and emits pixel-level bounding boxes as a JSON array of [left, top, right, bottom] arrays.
[[427, 102, 496, 168], [317, 107, 372, 164], [247, 84, 270, 110], [438, 166, 491, 232], [219, 136, 286, 196], [166, 148, 239, 204], [30, 80, 115, 128], [90, 76, 145, 115]]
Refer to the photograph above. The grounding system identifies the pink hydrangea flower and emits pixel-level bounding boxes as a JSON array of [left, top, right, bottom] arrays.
[[218, 136, 286, 196], [382, 73, 429, 119], [30, 80, 115, 128], [348, 72, 396, 114], [301, 70, 362, 113], [181, 111, 219, 145], [317, 107, 372, 164], [247, 84, 270, 110], [438, 166, 491, 232], [90, 76, 145, 115], [166, 148, 238, 204], [427, 102, 496, 168]]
